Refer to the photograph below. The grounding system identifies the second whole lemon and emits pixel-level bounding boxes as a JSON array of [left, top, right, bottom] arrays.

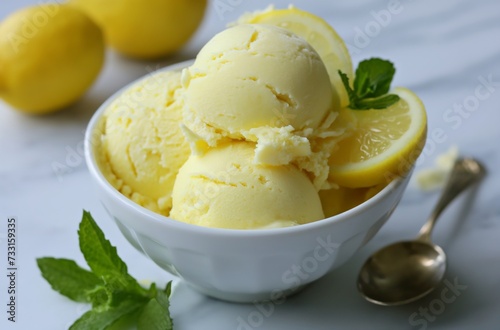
[[0, 4, 105, 114], [70, 0, 207, 59]]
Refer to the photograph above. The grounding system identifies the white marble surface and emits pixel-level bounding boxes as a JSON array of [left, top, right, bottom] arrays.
[[1, 0, 500, 329]]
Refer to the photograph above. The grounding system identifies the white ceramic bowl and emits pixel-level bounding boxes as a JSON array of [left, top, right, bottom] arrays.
[[84, 61, 412, 303]]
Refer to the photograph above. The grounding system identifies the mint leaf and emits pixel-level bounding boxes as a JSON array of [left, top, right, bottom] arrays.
[[78, 211, 128, 276], [70, 299, 145, 330], [157, 282, 173, 314], [36, 258, 102, 303], [137, 298, 173, 330], [354, 58, 396, 98], [138, 283, 173, 330], [87, 285, 110, 309], [78, 211, 146, 295], [38, 211, 175, 330], [353, 94, 401, 110], [338, 71, 356, 102], [88, 279, 149, 311], [339, 58, 400, 110], [78, 211, 141, 292], [164, 281, 172, 298]]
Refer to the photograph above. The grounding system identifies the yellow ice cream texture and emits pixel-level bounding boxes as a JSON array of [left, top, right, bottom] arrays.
[[170, 142, 325, 229], [181, 24, 344, 189], [100, 70, 190, 215], [93, 6, 424, 231]]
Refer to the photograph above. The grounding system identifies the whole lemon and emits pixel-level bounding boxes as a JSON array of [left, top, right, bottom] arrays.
[[0, 4, 105, 114], [69, 0, 207, 59]]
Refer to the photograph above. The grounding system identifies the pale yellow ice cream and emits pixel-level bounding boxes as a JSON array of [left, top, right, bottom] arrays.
[[100, 70, 190, 215], [181, 24, 334, 167], [170, 142, 325, 229], [97, 20, 359, 229]]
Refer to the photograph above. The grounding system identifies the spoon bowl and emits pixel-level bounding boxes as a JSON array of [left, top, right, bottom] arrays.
[[357, 157, 486, 306], [358, 240, 446, 305]]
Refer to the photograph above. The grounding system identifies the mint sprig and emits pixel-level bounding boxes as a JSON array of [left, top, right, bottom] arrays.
[[37, 211, 173, 330], [339, 58, 400, 110]]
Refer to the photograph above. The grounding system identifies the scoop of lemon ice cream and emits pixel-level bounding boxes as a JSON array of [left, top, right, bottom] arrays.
[[170, 141, 324, 229], [181, 24, 334, 164], [100, 70, 190, 215]]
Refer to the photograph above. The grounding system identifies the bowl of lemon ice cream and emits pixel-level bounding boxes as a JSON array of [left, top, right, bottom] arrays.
[[85, 7, 424, 302]]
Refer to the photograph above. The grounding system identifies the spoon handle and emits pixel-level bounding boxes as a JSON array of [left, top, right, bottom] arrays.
[[417, 158, 486, 242]]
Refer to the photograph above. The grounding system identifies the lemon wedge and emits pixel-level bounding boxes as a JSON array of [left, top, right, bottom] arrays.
[[239, 6, 353, 108], [329, 87, 427, 188]]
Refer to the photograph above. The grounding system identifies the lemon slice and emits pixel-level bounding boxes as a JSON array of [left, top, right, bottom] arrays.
[[329, 87, 427, 188], [240, 6, 353, 108]]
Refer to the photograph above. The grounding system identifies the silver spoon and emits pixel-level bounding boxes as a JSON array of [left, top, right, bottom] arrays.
[[357, 157, 486, 306]]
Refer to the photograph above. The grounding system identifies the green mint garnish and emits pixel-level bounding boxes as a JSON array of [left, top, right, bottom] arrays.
[[339, 58, 400, 110], [37, 211, 173, 330]]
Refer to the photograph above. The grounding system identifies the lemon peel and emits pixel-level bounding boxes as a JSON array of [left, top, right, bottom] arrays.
[[329, 87, 427, 188]]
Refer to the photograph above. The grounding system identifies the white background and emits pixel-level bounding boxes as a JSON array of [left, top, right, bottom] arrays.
[[1, 0, 500, 329]]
